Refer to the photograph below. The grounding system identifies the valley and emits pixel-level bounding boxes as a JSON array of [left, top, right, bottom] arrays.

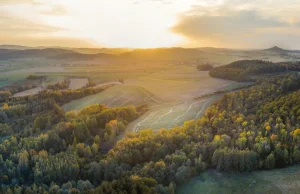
[[1, 46, 300, 194]]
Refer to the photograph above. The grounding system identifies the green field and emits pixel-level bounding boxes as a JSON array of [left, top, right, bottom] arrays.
[[178, 165, 300, 194], [127, 95, 220, 132], [63, 85, 164, 111]]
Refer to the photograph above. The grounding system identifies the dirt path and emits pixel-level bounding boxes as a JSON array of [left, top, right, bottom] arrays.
[[138, 87, 163, 104], [174, 100, 204, 122], [195, 96, 220, 119], [133, 111, 158, 132]]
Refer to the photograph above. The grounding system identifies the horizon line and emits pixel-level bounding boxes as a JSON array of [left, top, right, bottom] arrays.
[[0, 44, 293, 51]]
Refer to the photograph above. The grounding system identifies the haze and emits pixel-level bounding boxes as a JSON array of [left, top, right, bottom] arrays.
[[1, 0, 300, 48]]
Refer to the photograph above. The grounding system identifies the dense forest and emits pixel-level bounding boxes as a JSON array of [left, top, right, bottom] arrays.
[[1, 72, 300, 193], [278, 61, 300, 72], [209, 60, 287, 81]]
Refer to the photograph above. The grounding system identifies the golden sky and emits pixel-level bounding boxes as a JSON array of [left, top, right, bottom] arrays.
[[1, 0, 300, 48]]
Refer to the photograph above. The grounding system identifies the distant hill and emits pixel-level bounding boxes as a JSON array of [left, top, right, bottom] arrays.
[[51, 52, 116, 60], [0, 48, 75, 60], [0, 48, 118, 61], [0, 45, 32, 50], [70, 48, 133, 55], [0, 45, 133, 55], [263, 46, 290, 53], [120, 47, 205, 60], [263, 46, 300, 53]]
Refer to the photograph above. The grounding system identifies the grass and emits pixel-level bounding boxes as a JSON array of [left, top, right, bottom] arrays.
[[12, 87, 43, 97], [68, 78, 88, 89], [177, 165, 300, 194], [62, 85, 163, 111], [126, 95, 221, 132], [125, 66, 241, 101]]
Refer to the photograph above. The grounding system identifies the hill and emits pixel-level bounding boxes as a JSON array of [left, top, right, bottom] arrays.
[[264, 46, 289, 53], [209, 60, 287, 81], [120, 47, 204, 60], [263, 46, 300, 53], [0, 48, 117, 61]]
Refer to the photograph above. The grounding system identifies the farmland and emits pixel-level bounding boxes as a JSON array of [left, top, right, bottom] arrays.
[[62, 66, 247, 132], [127, 95, 221, 131], [62, 85, 164, 111], [68, 78, 89, 89], [125, 66, 239, 100], [12, 86, 44, 97]]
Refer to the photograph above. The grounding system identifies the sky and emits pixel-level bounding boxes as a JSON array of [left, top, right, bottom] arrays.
[[1, 0, 300, 49]]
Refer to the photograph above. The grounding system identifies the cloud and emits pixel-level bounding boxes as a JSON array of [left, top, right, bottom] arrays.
[[133, 0, 173, 4], [0, 0, 39, 6], [171, 1, 300, 48], [172, 10, 288, 38], [0, 34, 96, 47], [40, 4, 67, 15], [0, 11, 64, 35]]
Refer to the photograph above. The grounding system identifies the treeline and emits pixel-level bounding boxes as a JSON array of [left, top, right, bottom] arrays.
[[1, 84, 112, 105], [193, 83, 255, 100], [279, 61, 300, 71], [47, 79, 70, 90], [209, 60, 287, 81], [26, 75, 44, 80], [2, 73, 300, 193]]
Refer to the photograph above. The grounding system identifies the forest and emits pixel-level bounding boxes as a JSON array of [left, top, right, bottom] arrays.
[[1, 71, 300, 193], [209, 60, 287, 81]]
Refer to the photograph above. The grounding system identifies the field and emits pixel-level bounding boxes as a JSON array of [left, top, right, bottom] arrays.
[[12, 86, 44, 97], [62, 66, 250, 131], [125, 67, 239, 100], [127, 95, 221, 131], [178, 165, 300, 194], [63, 85, 163, 111], [68, 78, 89, 89]]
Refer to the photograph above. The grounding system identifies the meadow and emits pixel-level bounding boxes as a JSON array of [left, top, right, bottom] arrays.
[[62, 85, 163, 111], [126, 95, 221, 131]]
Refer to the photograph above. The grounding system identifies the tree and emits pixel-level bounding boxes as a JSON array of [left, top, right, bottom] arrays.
[[91, 143, 98, 156], [85, 146, 93, 158], [265, 153, 275, 169], [168, 183, 175, 194]]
